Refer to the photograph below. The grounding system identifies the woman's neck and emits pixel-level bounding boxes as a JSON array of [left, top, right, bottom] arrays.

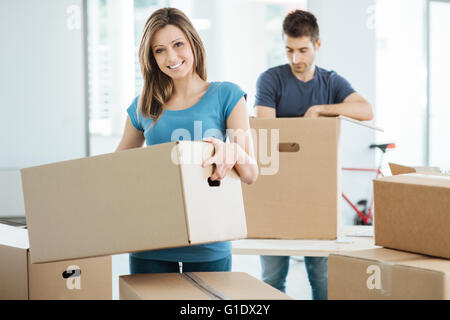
[[172, 72, 207, 98]]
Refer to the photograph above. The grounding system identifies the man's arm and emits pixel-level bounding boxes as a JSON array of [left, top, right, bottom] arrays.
[[255, 106, 276, 118], [304, 92, 374, 121]]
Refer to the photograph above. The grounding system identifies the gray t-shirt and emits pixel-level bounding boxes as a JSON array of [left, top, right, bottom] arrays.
[[255, 64, 355, 117]]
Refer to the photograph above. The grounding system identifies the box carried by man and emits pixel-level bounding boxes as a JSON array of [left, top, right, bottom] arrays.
[[242, 116, 380, 240]]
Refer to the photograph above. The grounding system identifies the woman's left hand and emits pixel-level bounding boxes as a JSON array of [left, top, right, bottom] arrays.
[[202, 137, 238, 181]]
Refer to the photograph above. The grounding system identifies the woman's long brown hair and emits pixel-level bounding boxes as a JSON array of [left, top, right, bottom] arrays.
[[138, 7, 207, 123]]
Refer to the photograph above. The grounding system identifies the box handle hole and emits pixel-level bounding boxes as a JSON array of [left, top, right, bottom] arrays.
[[62, 269, 81, 279], [207, 177, 221, 187], [278, 143, 300, 152]]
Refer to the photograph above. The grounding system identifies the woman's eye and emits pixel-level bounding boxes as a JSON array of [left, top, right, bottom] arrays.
[[155, 49, 163, 54], [175, 42, 184, 47]]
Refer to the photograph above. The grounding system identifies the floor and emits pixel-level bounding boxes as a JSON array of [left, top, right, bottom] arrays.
[[112, 253, 312, 300]]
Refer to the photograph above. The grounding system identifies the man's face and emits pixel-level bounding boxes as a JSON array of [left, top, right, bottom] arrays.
[[284, 35, 320, 76]]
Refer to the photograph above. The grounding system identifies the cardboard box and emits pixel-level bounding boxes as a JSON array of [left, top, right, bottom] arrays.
[[328, 248, 450, 300], [388, 162, 442, 175], [119, 272, 292, 300], [21, 141, 247, 264], [0, 223, 112, 300], [242, 116, 380, 239], [373, 172, 450, 259]]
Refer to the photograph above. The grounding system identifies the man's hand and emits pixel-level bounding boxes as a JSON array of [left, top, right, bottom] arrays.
[[303, 105, 324, 118], [304, 93, 374, 121]]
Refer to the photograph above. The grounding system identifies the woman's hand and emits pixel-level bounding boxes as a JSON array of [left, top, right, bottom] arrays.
[[202, 137, 238, 181]]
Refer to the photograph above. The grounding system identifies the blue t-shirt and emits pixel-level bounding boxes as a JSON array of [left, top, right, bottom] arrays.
[[126, 81, 246, 262], [255, 64, 355, 117]]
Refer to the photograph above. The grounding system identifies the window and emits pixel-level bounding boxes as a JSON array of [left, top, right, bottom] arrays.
[[429, 0, 450, 169], [375, 0, 428, 167]]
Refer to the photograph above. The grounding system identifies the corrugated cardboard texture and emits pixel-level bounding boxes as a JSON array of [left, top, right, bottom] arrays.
[[178, 142, 247, 244], [389, 163, 442, 175], [192, 272, 291, 300], [329, 248, 450, 300], [22, 141, 246, 263], [0, 223, 112, 300], [119, 273, 211, 300], [0, 244, 29, 299], [119, 272, 291, 300], [374, 174, 450, 259], [242, 118, 340, 239], [28, 254, 112, 300], [22, 142, 188, 263]]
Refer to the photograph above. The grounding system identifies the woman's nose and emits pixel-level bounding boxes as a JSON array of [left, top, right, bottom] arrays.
[[166, 48, 178, 63]]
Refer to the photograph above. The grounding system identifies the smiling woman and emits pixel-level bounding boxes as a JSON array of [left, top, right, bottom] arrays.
[[137, 8, 207, 121], [114, 7, 258, 276]]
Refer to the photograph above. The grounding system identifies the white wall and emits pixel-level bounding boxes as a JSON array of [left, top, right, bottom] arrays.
[[308, 0, 377, 225], [0, 0, 88, 217], [0, 0, 88, 168], [190, 0, 267, 113]]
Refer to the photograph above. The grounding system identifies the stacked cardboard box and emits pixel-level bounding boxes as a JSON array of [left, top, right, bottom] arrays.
[[242, 116, 380, 240], [373, 168, 450, 259], [0, 223, 112, 300], [329, 163, 450, 300], [328, 248, 450, 299], [119, 272, 292, 300]]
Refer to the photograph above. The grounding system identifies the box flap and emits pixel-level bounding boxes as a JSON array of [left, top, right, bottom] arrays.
[[374, 173, 450, 189], [330, 248, 450, 274], [389, 163, 417, 175], [389, 162, 443, 176], [338, 115, 384, 132], [177, 141, 247, 244]]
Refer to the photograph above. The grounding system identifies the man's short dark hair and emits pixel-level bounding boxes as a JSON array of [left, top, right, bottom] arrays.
[[283, 10, 319, 43]]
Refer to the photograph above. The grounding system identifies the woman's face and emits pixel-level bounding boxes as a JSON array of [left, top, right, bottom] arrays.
[[151, 24, 195, 80]]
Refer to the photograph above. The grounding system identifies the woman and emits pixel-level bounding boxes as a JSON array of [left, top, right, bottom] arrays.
[[115, 7, 258, 274]]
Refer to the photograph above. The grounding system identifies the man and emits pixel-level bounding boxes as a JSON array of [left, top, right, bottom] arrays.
[[255, 10, 373, 300]]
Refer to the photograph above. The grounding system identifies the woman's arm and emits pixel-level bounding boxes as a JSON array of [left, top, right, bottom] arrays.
[[202, 97, 258, 185], [115, 117, 146, 152]]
